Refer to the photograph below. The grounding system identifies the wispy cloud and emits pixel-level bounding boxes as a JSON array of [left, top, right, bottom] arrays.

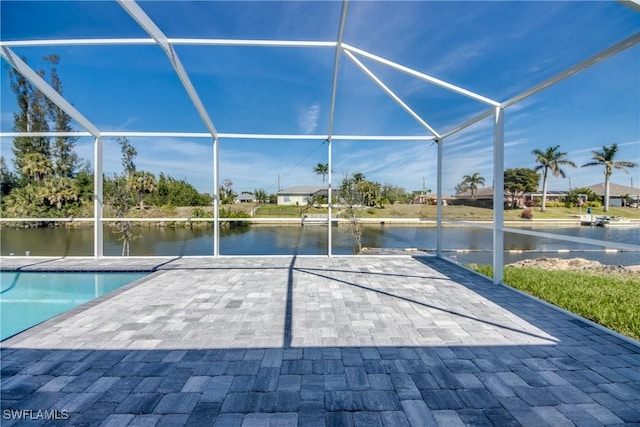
[[298, 103, 321, 135], [423, 39, 491, 80], [568, 140, 640, 155]]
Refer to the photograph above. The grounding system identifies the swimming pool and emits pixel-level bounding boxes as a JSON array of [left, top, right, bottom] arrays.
[[0, 271, 147, 341]]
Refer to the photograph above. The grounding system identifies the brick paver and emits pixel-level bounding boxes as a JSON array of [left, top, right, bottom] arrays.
[[1, 256, 639, 425]]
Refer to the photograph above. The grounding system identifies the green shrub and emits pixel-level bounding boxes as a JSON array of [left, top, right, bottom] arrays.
[[220, 208, 250, 227], [191, 206, 207, 218], [520, 208, 533, 219]]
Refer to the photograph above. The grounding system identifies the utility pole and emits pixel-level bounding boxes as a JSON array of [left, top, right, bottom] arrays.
[[278, 175, 281, 192]]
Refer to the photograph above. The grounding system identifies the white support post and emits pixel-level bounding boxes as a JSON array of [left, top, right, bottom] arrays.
[[94, 136, 104, 258], [213, 137, 220, 257], [492, 107, 505, 285], [325, 0, 349, 257], [436, 138, 443, 257], [328, 138, 333, 257]]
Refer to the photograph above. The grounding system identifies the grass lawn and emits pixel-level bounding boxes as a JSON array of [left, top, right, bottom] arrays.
[[255, 205, 328, 217], [344, 204, 640, 221], [470, 265, 640, 341], [102, 204, 640, 231], [148, 204, 640, 221]]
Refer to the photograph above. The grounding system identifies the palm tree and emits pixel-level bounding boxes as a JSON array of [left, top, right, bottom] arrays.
[[532, 145, 576, 211], [454, 182, 469, 195], [253, 188, 268, 204], [352, 172, 365, 183], [21, 152, 52, 183], [312, 163, 329, 184], [128, 171, 157, 210], [582, 144, 638, 212], [42, 177, 78, 211], [461, 173, 485, 198]]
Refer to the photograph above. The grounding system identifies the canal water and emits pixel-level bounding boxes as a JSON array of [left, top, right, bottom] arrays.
[[1, 225, 638, 265]]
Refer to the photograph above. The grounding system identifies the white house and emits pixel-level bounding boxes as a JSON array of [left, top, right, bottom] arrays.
[[236, 192, 256, 203], [586, 182, 640, 207], [277, 186, 328, 206]]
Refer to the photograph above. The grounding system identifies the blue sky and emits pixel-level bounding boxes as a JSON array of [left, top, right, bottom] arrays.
[[1, 1, 639, 196]]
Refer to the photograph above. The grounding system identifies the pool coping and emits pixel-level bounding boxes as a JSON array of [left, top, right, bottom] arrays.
[[1, 270, 162, 344]]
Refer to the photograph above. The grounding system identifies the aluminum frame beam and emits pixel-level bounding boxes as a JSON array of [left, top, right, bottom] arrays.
[[170, 39, 336, 48], [344, 50, 440, 138], [441, 108, 495, 140], [118, 0, 218, 138], [0, 39, 156, 47], [0, 131, 434, 141], [618, 0, 640, 12], [503, 32, 640, 108], [107, 133, 434, 141], [0, 38, 336, 48], [342, 44, 501, 107]]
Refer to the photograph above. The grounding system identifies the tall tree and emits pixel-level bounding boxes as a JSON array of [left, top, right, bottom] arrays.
[[106, 175, 136, 256], [461, 173, 485, 198], [532, 145, 576, 211], [44, 55, 78, 177], [116, 136, 137, 175], [9, 64, 50, 181], [312, 163, 329, 184], [582, 144, 637, 212], [220, 179, 237, 204], [504, 168, 540, 209], [339, 174, 364, 254], [106, 137, 140, 255]]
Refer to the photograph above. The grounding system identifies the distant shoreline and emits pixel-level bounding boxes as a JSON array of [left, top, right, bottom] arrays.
[[1, 217, 639, 228]]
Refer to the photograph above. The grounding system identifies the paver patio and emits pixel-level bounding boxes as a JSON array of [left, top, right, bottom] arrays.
[[1, 256, 639, 426]]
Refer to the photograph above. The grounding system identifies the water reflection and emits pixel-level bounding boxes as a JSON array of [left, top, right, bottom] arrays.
[[1, 224, 638, 265]]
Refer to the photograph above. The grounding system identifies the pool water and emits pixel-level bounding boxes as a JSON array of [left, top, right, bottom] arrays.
[[0, 272, 147, 341]]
